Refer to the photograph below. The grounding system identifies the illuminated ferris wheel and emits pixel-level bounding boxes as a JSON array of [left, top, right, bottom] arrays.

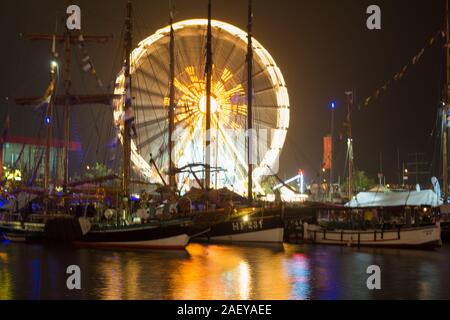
[[113, 19, 290, 196]]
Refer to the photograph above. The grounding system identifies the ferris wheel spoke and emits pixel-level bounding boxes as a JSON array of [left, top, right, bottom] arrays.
[[141, 49, 170, 100], [218, 41, 239, 76], [135, 117, 167, 130], [144, 48, 170, 79], [133, 86, 165, 100], [137, 130, 167, 150], [253, 105, 283, 110], [253, 86, 275, 96], [134, 104, 167, 111], [137, 67, 168, 90]]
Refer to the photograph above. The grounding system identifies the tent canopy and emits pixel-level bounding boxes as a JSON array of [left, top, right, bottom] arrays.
[[345, 189, 442, 208]]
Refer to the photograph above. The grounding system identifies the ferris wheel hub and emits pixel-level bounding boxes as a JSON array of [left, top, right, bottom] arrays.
[[199, 95, 219, 114]]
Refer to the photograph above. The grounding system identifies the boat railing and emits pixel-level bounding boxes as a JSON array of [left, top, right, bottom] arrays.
[[308, 223, 439, 246]]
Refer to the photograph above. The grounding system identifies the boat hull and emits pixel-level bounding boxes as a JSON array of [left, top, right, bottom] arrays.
[[207, 227, 284, 243], [75, 223, 191, 250], [0, 221, 45, 243], [195, 214, 284, 244], [305, 224, 442, 249]]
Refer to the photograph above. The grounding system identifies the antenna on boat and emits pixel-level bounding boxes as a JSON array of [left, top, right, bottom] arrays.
[[205, 0, 213, 210], [247, 0, 254, 204], [168, 0, 176, 192]]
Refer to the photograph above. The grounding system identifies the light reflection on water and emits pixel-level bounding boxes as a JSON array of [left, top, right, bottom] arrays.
[[1, 241, 450, 300]]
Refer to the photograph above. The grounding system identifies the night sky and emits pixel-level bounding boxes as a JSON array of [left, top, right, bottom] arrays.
[[0, 0, 445, 184]]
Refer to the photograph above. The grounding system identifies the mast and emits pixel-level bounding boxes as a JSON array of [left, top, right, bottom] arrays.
[[123, 1, 133, 198], [17, 31, 112, 195], [205, 0, 212, 203], [346, 92, 354, 199], [168, 1, 176, 191], [247, 0, 254, 203], [443, 0, 450, 202], [62, 24, 72, 192], [44, 62, 56, 195]]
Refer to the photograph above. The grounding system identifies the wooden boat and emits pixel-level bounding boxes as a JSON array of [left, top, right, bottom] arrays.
[[0, 220, 45, 243], [73, 219, 192, 250], [304, 223, 442, 249], [301, 189, 443, 249]]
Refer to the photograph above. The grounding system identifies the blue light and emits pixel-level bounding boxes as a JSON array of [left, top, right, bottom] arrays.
[[331, 102, 336, 109], [45, 116, 51, 125]]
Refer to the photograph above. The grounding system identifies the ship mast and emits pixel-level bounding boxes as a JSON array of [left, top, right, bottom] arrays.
[[168, 1, 176, 191], [62, 25, 72, 192], [247, 0, 254, 203], [205, 0, 213, 208], [122, 1, 133, 199], [443, 0, 450, 202], [16, 21, 113, 195], [44, 61, 57, 195], [346, 92, 354, 199]]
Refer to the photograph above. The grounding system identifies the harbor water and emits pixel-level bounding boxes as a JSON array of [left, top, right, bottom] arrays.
[[1, 241, 450, 300]]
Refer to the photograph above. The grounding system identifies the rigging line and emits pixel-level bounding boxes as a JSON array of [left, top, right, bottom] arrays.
[[134, 67, 153, 155], [134, 27, 170, 147], [134, 11, 169, 97], [135, 7, 168, 165], [431, 43, 446, 177], [197, 26, 208, 78], [220, 40, 242, 78], [107, 20, 125, 90], [134, 62, 168, 157], [284, 133, 318, 175], [75, 48, 102, 139]]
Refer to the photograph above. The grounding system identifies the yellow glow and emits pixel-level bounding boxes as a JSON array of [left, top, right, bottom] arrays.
[[199, 95, 219, 114], [242, 215, 249, 223]]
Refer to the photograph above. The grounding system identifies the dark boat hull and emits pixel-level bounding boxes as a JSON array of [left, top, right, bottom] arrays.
[[74, 223, 191, 250], [0, 221, 45, 243], [193, 212, 284, 243]]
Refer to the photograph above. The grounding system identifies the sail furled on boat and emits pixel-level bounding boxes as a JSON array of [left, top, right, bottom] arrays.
[[345, 189, 443, 208]]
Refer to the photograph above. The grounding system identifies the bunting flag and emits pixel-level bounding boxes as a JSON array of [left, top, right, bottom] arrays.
[[77, 34, 103, 87], [363, 30, 445, 108], [34, 74, 56, 121], [323, 135, 332, 170]]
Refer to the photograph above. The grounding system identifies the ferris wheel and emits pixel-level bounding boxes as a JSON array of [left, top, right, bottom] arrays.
[[113, 19, 290, 196]]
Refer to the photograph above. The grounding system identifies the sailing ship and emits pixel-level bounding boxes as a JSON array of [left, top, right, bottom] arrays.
[[0, 2, 193, 249]]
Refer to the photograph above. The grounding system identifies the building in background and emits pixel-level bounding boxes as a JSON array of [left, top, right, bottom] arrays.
[[0, 135, 81, 184]]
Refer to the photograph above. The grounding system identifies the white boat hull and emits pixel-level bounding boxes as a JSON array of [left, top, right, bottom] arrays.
[[305, 224, 441, 248], [208, 227, 284, 243]]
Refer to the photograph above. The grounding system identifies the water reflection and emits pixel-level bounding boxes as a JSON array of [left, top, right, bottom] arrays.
[[1, 241, 450, 300], [283, 253, 311, 300]]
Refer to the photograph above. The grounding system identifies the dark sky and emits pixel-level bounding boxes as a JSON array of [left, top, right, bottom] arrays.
[[0, 0, 445, 183]]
